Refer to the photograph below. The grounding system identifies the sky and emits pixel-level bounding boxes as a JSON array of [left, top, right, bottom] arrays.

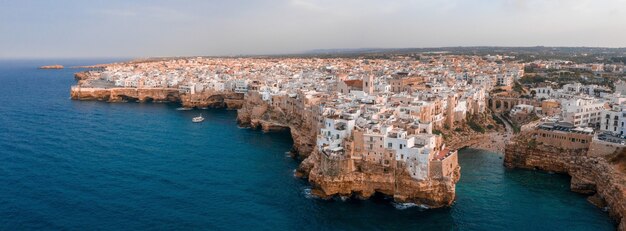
[[1, 0, 625, 58]]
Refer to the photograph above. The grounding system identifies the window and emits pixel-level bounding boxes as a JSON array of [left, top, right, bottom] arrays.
[[388, 143, 392, 148]]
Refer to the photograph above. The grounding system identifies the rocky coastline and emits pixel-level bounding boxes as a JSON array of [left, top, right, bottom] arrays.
[[69, 71, 624, 225], [504, 137, 626, 230], [235, 91, 460, 208], [70, 77, 460, 208], [70, 72, 626, 226], [70, 85, 243, 109]]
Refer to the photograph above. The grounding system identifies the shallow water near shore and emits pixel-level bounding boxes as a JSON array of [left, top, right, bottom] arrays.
[[0, 60, 616, 230]]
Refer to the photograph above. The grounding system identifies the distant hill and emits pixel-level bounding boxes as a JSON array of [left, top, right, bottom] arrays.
[[299, 46, 626, 62]]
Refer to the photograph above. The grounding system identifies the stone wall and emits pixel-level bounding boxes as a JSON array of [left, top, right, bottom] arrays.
[[589, 140, 626, 158], [320, 152, 351, 177], [439, 151, 459, 179]]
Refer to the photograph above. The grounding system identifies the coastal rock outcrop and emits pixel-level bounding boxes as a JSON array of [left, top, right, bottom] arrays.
[[307, 149, 460, 207], [236, 91, 317, 158], [70, 86, 180, 103], [236, 91, 460, 208], [74, 72, 90, 81], [505, 139, 626, 230], [180, 92, 244, 109]]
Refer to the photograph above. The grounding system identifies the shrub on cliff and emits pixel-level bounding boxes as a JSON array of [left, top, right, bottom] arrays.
[[492, 114, 504, 125], [468, 119, 485, 133], [527, 139, 538, 149]]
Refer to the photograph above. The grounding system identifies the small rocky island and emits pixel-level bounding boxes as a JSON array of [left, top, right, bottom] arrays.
[[39, 65, 64, 69]]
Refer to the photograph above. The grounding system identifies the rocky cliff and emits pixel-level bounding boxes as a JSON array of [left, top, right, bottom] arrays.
[[307, 154, 460, 207], [235, 92, 459, 208], [70, 87, 180, 103], [70, 86, 244, 109], [505, 139, 626, 230], [180, 92, 244, 109], [236, 92, 317, 159], [74, 72, 90, 81]]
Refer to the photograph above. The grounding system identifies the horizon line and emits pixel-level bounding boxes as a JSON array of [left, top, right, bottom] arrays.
[[2, 45, 626, 60]]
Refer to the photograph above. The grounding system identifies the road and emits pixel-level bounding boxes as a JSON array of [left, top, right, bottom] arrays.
[[495, 113, 514, 144]]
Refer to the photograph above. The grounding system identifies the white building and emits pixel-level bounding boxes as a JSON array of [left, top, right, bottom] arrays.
[[531, 87, 553, 99], [560, 98, 606, 127], [317, 116, 356, 150], [496, 74, 513, 87], [600, 105, 626, 135]]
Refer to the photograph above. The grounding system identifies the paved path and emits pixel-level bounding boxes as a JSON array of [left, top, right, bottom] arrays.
[[495, 113, 514, 145]]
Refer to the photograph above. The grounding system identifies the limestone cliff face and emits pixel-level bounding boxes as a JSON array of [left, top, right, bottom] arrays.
[[70, 87, 180, 103], [307, 151, 460, 207], [505, 142, 626, 231], [180, 92, 244, 109], [74, 72, 90, 81], [236, 91, 459, 208], [70, 86, 244, 109], [236, 92, 317, 159]]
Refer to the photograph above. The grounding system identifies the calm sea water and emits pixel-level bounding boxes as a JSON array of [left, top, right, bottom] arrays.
[[0, 60, 616, 230]]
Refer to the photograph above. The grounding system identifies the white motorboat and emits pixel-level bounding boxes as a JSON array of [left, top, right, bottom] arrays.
[[192, 115, 205, 123]]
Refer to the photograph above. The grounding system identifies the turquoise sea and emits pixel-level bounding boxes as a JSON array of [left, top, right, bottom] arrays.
[[0, 59, 616, 230]]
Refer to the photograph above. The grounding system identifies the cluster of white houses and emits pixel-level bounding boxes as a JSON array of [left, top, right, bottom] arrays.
[[83, 55, 626, 177], [85, 55, 527, 180], [528, 81, 626, 138]]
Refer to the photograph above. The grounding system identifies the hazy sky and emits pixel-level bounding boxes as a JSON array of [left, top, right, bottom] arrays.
[[1, 0, 625, 58]]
